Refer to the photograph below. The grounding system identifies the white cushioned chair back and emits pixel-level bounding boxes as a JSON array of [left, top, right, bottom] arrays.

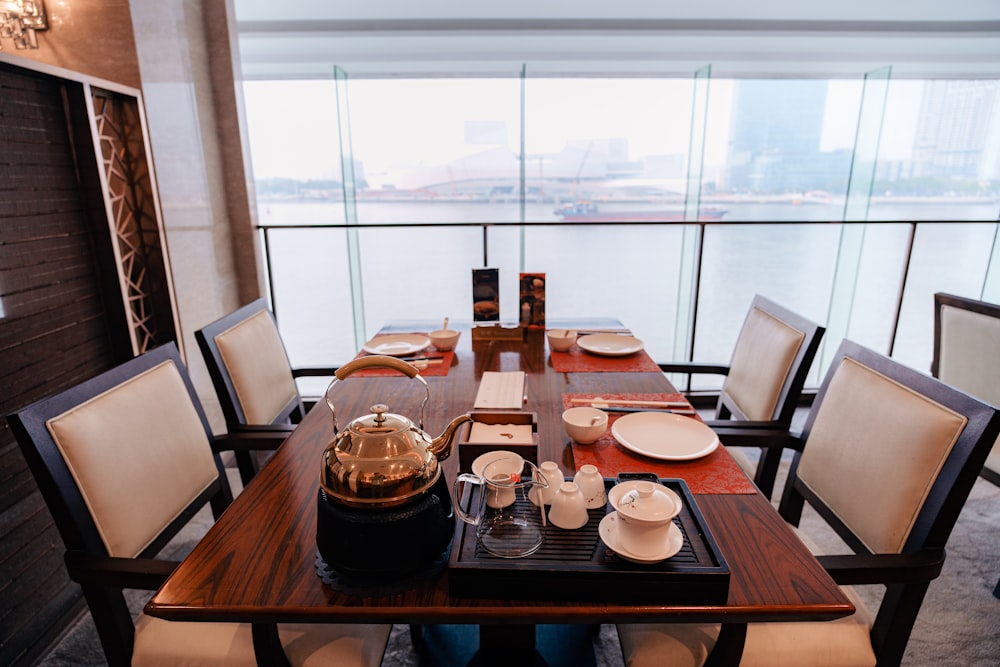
[[938, 303, 1000, 475], [798, 357, 967, 554], [45, 360, 219, 558], [214, 309, 299, 424], [724, 306, 806, 421]]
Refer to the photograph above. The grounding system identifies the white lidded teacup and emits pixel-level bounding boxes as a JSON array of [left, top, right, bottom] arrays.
[[607, 480, 681, 559]]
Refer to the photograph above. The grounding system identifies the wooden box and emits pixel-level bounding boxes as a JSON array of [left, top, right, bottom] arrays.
[[457, 411, 538, 472], [471, 324, 524, 341]]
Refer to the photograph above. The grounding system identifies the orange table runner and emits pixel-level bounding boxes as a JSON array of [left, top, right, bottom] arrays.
[[550, 346, 661, 373], [565, 393, 758, 494]]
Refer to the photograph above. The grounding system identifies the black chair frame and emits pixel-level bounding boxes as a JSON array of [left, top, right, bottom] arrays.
[[6, 344, 285, 666], [658, 294, 825, 497], [776, 339, 1000, 666]]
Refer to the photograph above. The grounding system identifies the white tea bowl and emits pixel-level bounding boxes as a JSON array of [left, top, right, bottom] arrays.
[[428, 328, 460, 351], [547, 329, 578, 352], [607, 480, 681, 559], [562, 406, 608, 444]]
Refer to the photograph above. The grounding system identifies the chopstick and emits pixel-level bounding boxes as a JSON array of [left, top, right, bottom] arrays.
[[598, 406, 697, 415], [570, 397, 690, 408]]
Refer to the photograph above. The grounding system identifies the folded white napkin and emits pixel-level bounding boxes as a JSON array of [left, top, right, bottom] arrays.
[[467, 423, 533, 444]]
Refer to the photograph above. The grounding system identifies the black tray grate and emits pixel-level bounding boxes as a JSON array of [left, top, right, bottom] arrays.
[[449, 477, 730, 604]]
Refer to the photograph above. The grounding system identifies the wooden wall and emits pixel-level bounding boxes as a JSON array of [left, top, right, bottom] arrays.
[[0, 63, 127, 666]]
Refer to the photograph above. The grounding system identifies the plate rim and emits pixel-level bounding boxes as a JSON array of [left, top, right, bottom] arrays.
[[362, 333, 431, 356], [598, 513, 684, 563], [577, 333, 644, 356], [610, 412, 720, 461]]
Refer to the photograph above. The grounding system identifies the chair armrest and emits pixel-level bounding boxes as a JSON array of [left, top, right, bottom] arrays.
[[709, 425, 805, 450], [212, 430, 290, 453], [292, 366, 340, 378], [703, 419, 790, 429], [818, 549, 946, 586], [65, 551, 180, 590], [657, 362, 731, 376]]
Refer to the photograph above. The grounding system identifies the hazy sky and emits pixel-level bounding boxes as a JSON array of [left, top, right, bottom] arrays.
[[243, 77, 921, 182]]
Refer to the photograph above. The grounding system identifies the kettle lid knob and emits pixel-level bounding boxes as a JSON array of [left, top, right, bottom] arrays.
[[370, 404, 389, 424]]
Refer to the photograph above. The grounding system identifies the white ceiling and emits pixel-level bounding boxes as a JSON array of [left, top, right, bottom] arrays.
[[233, 1, 1000, 80]]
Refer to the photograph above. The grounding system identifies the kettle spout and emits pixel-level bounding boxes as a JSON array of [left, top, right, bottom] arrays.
[[429, 414, 474, 462]]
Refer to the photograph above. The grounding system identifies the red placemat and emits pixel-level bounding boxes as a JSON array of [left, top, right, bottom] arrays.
[[565, 393, 757, 495], [349, 333, 456, 378], [550, 346, 661, 373]]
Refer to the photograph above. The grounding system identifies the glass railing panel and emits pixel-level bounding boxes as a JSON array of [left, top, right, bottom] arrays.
[[845, 222, 912, 354], [893, 222, 998, 371], [355, 226, 486, 334], [264, 227, 356, 366], [693, 223, 840, 389], [511, 224, 686, 362], [483, 225, 527, 321]]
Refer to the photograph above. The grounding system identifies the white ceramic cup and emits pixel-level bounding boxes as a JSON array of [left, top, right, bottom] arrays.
[[548, 481, 589, 530], [530, 460, 562, 506], [573, 464, 606, 509], [561, 406, 608, 444]]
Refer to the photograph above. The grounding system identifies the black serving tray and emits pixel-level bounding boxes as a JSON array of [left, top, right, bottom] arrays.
[[448, 474, 730, 604]]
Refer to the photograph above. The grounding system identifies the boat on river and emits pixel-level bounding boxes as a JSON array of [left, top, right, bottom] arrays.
[[554, 201, 727, 222]]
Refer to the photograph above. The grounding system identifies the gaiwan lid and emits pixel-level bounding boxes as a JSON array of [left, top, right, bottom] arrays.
[[608, 480, 681, 523]]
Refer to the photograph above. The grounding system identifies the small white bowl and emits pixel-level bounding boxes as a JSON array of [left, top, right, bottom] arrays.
[[547, 329, 578, 352], [471, 450, 524, 478], [428, 328, 460, 351], [562, 406, 608, 444]]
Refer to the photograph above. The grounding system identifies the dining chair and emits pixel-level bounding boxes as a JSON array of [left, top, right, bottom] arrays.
[[196, 298, 338, 483], [617, 339, 1000, 667], [658, 294, 825, 498], [5, 343, 390, 667], [931, 291, 1000, 597]]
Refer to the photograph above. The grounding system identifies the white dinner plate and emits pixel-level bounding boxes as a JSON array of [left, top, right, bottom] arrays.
[[611, 412, 720, 461], [598, 513, 684, 564], [577, 333, 644, 356], [362, 334, 430, 357]]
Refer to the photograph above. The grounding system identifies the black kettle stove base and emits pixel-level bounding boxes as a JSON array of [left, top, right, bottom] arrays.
[[314, 546, 450, 597], [316, 474, 455, 578]]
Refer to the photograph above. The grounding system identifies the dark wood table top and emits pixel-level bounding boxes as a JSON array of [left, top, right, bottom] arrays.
[[146, 320, 853, 628]]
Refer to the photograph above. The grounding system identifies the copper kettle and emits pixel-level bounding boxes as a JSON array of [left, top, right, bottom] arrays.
[[319, 355, 472, 508]]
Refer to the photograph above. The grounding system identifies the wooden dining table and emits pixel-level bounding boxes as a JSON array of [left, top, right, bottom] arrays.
[[145, 318, 854, 667]]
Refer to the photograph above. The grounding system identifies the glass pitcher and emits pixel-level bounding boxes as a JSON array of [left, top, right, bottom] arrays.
[[453, 458, 549, 558]]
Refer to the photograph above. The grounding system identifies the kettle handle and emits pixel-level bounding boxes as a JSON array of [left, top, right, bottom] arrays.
[[335, 354, 420, 380], [324, 354, 430, 434]]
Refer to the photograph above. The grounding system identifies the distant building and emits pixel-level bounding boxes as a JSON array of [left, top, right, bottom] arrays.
[[912, 81, 1000, 181], [725, 81, 829, 193]]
